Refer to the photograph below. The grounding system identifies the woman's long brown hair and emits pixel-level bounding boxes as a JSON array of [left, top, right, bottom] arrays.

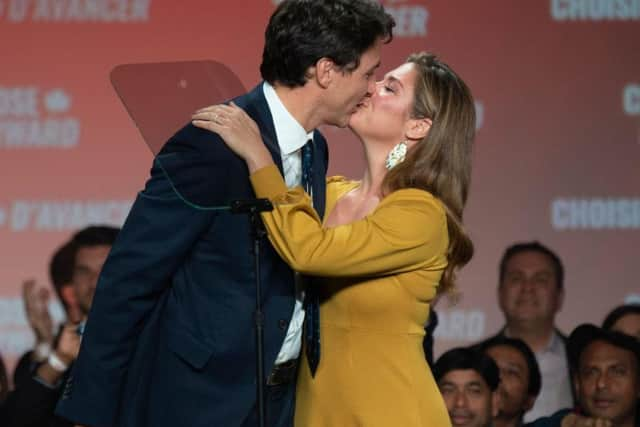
[[382, 52, 475, 295]]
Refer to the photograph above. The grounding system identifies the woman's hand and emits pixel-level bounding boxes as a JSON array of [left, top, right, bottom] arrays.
[[192, 102, 273, 173]]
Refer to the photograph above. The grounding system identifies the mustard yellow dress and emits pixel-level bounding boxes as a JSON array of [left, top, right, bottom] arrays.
[[251, 165, 452, 427]]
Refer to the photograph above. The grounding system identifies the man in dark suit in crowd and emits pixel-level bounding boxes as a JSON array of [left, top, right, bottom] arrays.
[[55, 2, 394, 427], [0, 238, 78, 427], [480, 241, 574, 422], [12, 239, 80, 390], [528, 324, 640, 427], [7, 226, 119, 427]]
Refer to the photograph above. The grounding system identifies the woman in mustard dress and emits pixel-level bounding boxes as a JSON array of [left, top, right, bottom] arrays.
[[193, 52, 475, 427]]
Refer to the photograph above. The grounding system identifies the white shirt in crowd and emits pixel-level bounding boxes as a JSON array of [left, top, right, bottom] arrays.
[[512, 330, 574, 423]]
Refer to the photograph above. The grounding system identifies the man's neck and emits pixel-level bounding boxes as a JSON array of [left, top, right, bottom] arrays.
[[273, 83, 322, 132], [505, 323, 555, 353]]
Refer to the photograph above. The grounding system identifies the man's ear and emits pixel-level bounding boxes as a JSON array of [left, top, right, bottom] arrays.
[[405, 117, 432, 141], [312, 57, 336, 89]]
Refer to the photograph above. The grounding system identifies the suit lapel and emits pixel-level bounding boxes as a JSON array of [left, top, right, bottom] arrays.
[[241, 84, 285, 176]]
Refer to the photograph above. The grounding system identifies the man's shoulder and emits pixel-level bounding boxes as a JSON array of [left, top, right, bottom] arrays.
[[231, 83, 264, 110], [161, 84, 266, 159]]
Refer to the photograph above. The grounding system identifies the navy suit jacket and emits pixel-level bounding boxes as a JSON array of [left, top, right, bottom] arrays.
[[56, 84, 328, 427]]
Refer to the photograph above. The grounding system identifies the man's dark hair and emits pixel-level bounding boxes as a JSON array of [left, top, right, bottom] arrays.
[[477, 337, 542, 398], [568, 323, 640, 372], [602, 304, 640, 331], [434, 347, 500, 392], [499, 241, 564, 289], [49, 240, 78, 310], [71, 225, 120, 250], [260, 0, 395, 87]]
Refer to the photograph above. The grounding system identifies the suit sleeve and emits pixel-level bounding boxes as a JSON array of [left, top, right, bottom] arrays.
[[55, 136, 217, 427], [7, 374, 62, 427], [250, 165, 448, 278]]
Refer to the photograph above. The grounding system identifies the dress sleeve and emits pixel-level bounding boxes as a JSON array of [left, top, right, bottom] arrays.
[[250, 165, 448, 277]]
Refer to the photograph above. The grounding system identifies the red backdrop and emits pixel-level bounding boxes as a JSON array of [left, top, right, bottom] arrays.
[[1, 0, 639, 370]]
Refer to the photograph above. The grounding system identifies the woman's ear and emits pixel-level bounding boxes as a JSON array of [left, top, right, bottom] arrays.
[[405, 117, 432, 141]]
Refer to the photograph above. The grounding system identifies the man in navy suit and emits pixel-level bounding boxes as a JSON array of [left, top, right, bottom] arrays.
[[55, 1, 394, 426]]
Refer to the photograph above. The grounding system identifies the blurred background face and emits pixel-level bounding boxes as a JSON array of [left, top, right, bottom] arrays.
[[611, 314, 640, 340], [72, 244, 111, 317], [576, 340, 640, 425], [498, 251, 563, 326], [486, 345, 535, 420], [439, 369, 496, 427]]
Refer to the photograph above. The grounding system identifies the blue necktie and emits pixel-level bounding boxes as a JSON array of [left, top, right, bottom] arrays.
[[301, 140, 313, 196], [301, 140, 320, 377]]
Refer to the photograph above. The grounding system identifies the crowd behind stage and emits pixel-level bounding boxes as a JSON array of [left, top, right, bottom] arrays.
[[0, 225, 638, 427]]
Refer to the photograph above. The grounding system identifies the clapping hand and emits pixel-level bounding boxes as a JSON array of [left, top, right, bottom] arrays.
[[22, 279, 54, 352]]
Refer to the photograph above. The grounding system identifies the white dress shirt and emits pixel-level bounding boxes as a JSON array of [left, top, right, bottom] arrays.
[[263, 81, 314, 364]]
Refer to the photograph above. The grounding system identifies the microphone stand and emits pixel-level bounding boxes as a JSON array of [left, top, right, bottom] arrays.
[[231, 198, 274, 427]]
